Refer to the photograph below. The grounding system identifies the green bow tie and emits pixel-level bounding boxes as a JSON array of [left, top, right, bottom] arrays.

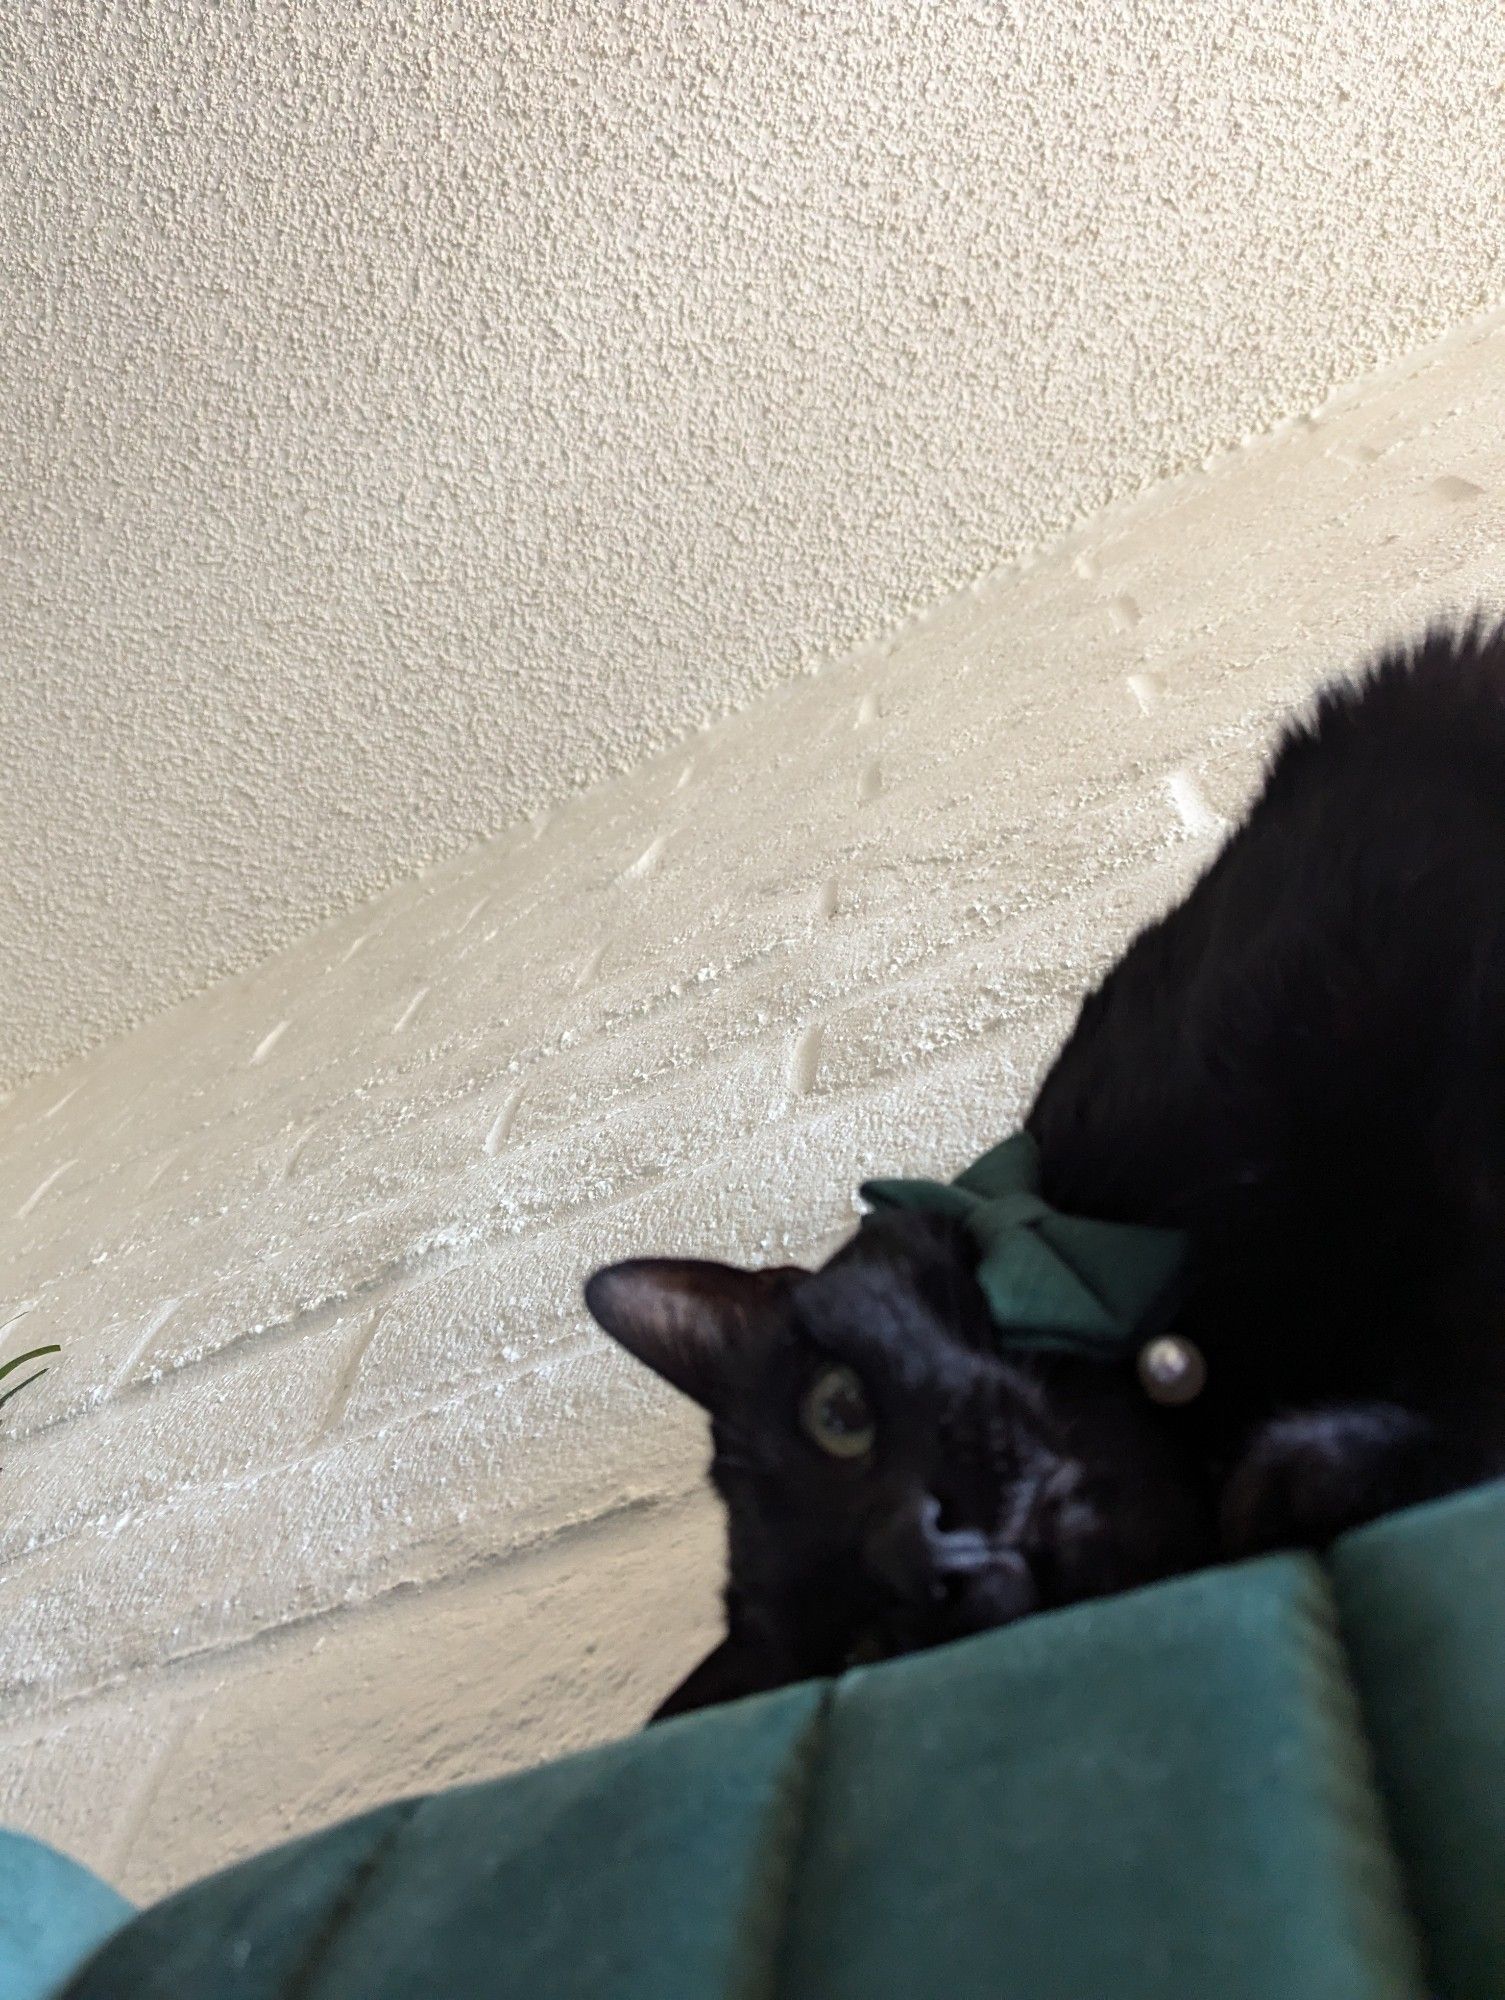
[[859, 1131, 1187, 1361]]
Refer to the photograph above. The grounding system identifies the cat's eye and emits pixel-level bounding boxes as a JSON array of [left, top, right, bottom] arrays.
[[800, 1364, 876, 1460]]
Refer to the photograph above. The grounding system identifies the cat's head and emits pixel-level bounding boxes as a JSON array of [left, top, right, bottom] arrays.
[[585, 1208, 1211, 1719]]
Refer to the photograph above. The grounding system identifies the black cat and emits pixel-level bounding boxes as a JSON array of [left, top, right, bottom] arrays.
[[586, 623, 1505, 1719]]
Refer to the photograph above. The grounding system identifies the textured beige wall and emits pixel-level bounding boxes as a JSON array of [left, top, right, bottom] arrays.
[[3, 1, 1505, 1087], [2, 308, 1504, 1902]]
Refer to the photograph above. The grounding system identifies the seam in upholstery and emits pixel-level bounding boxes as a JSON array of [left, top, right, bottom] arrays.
[[281, 1795, 426, 2000], [746, 1686, 836, 2000], [1314, 1555, 1443, 2000]]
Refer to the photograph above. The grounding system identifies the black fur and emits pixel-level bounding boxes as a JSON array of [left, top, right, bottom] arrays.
[[586, 623, 1505, 1718]]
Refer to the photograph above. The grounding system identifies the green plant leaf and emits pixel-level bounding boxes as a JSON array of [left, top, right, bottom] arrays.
[[0, 1344, 60, 1421], [0, 1368, 47, 1411], [0, 1344, 61, 1383]]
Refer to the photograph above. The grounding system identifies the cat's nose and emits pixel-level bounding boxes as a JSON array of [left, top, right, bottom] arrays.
[[864, 1499, 947, 1606], [865, 1495, 1040, 1629], [865, 1493, 993, 1607]]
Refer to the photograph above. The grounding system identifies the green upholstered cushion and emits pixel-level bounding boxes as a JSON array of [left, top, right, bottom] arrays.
[[1332, 1478, 1505, 2000], [61, 1682, 825, 2000], [51, 1481, 1505, 2000], [61, 1558, 1435, 2000], [783, 1559, 1423, 2000], [59, 1801, 421, 2000], [0, 1828, 130, 2000]]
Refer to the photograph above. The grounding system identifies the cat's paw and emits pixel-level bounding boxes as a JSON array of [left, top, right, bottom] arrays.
[[1218, 1403, 1433, 1558]]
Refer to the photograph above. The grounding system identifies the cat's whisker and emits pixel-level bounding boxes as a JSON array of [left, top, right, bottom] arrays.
[[932, 1538, 995, 1574]]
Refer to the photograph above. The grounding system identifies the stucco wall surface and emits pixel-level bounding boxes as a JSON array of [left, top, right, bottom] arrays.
[[3, 0, 1505, 1086], [1, 308, 1504, 1903]]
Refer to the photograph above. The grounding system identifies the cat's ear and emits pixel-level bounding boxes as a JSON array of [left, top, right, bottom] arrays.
[[583, 1259, 798, 1410], [648, 1633, 788, 1722]]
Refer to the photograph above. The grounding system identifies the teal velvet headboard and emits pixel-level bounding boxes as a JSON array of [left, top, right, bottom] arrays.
[[0, 1829, 129, 2000], [27, 1479, 1505, 2000]]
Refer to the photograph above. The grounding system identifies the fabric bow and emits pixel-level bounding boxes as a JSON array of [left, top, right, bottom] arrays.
[[859, 1130, 1187, 1361]]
